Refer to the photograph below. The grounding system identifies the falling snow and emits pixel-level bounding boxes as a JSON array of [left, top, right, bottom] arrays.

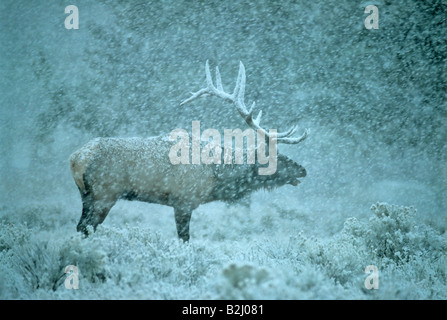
[[0, 0, 446, 299]]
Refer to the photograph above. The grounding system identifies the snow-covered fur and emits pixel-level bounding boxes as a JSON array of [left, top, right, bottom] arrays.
[[70, 136, 306, 241]]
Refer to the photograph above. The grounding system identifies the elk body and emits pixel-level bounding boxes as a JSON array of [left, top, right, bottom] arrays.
[[70, 62, 308, 241]]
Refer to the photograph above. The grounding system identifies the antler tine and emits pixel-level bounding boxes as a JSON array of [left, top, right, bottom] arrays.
[[205, 60, 216, 93], [276, 128, 309, 144], [180, 60, 230, 106], [236, 62, 246, 104], [247, 101, 255, 118], [215, 66, 223, 91], [234, 62, 257, 125], [276, 124, 297, 138], [254, 108, 262, 126], [232, 61, 245, 99], [181, 61, 309, 145], [179, 88, 209, 106]]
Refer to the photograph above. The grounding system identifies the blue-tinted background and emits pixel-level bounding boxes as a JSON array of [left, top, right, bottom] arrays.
[[0, 0, 445, 299]]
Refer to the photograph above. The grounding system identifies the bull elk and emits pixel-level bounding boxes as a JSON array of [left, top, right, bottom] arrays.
[[70, 61, 308, 241]]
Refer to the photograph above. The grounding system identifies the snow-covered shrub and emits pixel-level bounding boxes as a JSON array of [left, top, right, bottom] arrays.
[[0, 223, 30, 252], [1, 201, 445, 299], [0, 202, 78, 231], [7, 233, 106, 293], [295, 232, 364, 287], [0, 223, 31, 299], [217, 263, 270, 299], [345, 203, 447, 266], [289, 202, 447, 299], [11, 240, 67, 291], [88, 224, 218, 288], [344, 203, 447, 299], [213, 259, 352, 300], [0, 221, 107, 297]]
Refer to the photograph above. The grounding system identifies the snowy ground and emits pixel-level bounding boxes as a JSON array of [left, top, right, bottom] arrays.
[[0, 188, 446, 299], [0, 0, 446, 299]]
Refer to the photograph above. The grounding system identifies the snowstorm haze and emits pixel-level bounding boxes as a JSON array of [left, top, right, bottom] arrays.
[[0, 0, 446, 299]]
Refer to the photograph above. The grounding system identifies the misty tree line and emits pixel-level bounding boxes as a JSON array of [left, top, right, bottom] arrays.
[[29, 0, 446, 162]]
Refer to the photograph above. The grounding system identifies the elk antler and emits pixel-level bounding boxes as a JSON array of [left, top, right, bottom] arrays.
[[180, 60, 309, 144]]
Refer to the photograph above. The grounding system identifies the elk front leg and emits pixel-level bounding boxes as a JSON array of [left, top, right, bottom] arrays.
[[174, 207, 192, 242]]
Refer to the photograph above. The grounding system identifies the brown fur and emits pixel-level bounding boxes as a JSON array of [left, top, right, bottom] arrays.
[[70, 135, 306, 241]]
